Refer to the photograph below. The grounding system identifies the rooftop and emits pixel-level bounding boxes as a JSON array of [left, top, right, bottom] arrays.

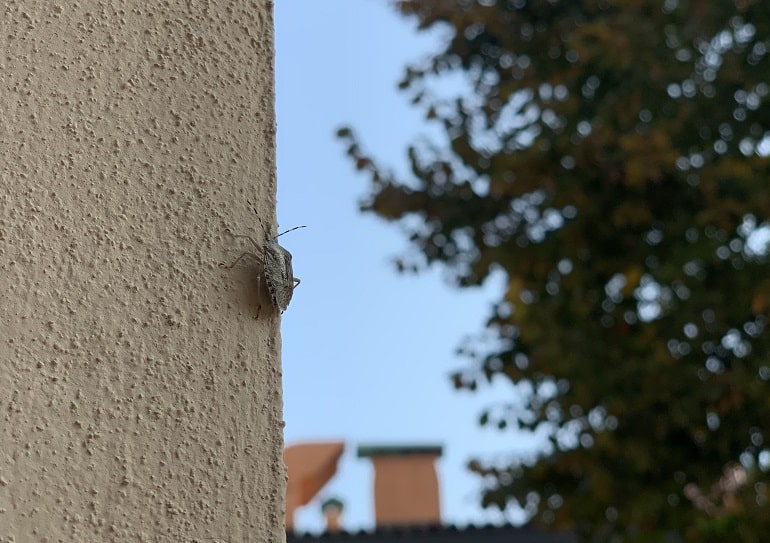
[[287, 523, 576, 543]]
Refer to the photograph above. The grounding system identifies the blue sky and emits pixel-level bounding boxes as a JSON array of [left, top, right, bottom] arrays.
[[275, 2, 542, 533]]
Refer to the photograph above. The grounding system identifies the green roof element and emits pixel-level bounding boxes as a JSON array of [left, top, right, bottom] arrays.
[[356, 444, 443, 458]]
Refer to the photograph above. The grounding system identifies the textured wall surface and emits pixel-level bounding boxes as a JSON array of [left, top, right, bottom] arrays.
[[0, 1, 286, 541]]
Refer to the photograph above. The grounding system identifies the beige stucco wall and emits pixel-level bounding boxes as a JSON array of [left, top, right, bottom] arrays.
[[0, 1, 285, 541]]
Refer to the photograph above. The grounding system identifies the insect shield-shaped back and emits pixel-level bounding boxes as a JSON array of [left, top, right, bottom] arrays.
[[262, 224, 305, 313], [221, 214, 305, 315]]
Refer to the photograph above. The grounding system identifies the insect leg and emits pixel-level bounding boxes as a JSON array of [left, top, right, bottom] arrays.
[[227, 233, 261, 252], [254, 273, 263, 319], [220, 252, 261, 269]]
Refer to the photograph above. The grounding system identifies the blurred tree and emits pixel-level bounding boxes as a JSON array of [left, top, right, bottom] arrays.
[[338, 1, 770, 541]]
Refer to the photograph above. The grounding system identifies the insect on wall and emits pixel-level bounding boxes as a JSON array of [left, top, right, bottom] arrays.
[[221, 209, 305, 315]]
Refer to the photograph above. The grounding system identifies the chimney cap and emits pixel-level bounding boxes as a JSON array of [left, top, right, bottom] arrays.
[[321, 497, 344, 512], [357, 444, 443, 458]]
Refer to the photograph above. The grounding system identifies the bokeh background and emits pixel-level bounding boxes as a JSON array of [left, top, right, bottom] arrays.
[[275, 1, 539, 533]]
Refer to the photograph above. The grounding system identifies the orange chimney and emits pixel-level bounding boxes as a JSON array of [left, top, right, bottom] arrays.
[[321, 497, 344, 534], [357, 444, 443, 527]]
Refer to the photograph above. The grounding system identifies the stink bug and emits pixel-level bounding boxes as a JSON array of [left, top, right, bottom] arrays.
[[222, 211, 305, 314]]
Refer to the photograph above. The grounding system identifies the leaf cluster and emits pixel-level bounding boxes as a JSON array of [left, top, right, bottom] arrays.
[[339, 1, 770, 540]]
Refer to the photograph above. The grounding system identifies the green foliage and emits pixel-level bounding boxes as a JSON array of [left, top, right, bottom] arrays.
[[338, 1, 770, 541]]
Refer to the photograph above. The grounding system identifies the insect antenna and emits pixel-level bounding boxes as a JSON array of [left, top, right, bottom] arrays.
[[277, 225, 306, 238], [250, 206, 305, 238]]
